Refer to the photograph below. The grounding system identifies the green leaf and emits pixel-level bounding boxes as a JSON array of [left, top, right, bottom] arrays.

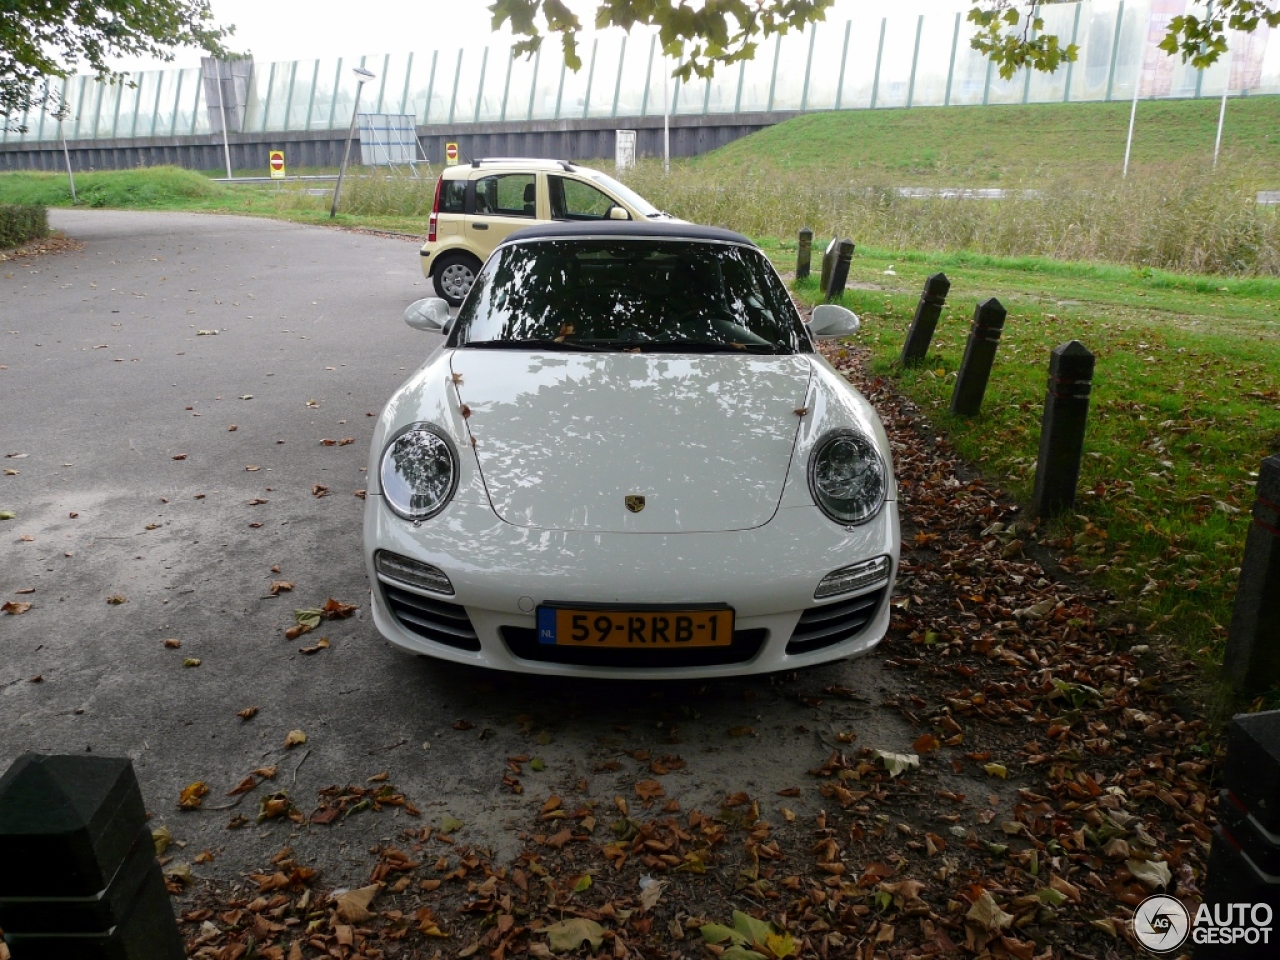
[[530, 757, 546, 771], [0, 511, 14, 520], [766, 932, 797, 959], [294, 608, 322, 629], [721, 949, 768, 960], [732, 910, 774, 948], [545, 917, 604, 952], [573, 873, 592, 893], [1035, 887, 1068, 906], [700, 923, 748, 946], [441, 815, 463, 834]]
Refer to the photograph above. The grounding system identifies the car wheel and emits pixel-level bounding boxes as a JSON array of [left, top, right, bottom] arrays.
[[433, 253, 481, 307]]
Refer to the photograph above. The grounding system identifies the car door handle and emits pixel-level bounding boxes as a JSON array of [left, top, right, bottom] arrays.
[[472, 222, 489, 230]]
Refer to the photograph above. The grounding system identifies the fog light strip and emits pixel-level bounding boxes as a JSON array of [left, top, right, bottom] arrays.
[[814, 556, 891, 599]]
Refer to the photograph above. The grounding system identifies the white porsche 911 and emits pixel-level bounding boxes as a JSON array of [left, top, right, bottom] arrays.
[[363, 221, 900, 678]]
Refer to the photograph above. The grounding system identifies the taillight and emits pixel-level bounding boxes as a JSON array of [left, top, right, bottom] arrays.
[[428, 177, 442, 242]]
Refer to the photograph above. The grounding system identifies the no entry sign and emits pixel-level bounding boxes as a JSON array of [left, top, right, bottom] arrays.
[[445, 142, 458, 166], [269, 150, 285, 179]]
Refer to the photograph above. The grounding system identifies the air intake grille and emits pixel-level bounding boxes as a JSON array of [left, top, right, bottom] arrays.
[[786, 588, 887, 656], [500, 627, 767, 667], [382, 584, 480, 652]]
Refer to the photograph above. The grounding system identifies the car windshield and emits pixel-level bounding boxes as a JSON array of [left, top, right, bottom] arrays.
[[452, 238, 811, 355], [578, 169, 661, 217]]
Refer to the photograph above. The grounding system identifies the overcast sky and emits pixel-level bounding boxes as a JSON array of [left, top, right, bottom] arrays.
[[108, 0, 971, 73]]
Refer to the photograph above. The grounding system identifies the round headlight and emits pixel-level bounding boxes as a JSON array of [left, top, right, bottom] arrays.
[[807, 429, 887, 525], [380, 424, 458, 521]]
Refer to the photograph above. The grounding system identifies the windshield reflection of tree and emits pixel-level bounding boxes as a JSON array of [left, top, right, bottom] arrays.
[[388, 433, 452, 510], [458, 241, 808, 352]]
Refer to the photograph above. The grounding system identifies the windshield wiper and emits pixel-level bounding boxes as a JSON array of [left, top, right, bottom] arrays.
[[609, 341, 787, 355], [462, 338, 606, 351]]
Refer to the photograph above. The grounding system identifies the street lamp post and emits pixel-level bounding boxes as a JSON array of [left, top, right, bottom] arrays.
[[330, 66, 376, 219]]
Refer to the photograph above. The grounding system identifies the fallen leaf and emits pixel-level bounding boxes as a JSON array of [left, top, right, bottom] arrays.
[[284, 729, 307, 748], [334, 884, 380, 923], [183, 658, 201, 668], [727, 725, 756, 737], [1, 601, 31, 615], [640, 878, 667, 912], [441, 816, 463, 833], [0, 511, 14, 520], [983, 763, 1008, 779], [152, 825, 173, 855], [967, 890, 1014, 933], [544, 918, 604, 952], [913, 733, 941, 754], [874, 750, 920, 778], [178, 781, 210, 810], [237, 706, 259, 720], [322, 597, 357, 619], [269, 581, 294, 595], [312, 484, 330, 497], [106, 595, 127, 605], [299, 637, 330, 655], [227, 776, 257, 796], [635, 779, 665, 802], [1127, 858, 1172, 890]]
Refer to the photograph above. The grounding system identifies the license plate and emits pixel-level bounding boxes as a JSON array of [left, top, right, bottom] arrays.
[[536, 605, 734, 648]]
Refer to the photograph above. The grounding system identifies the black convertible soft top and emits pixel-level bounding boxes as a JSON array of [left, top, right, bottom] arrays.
[[499, 219, 754, 247]]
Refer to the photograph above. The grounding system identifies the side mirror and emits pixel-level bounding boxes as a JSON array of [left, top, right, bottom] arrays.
[[607, 205, 631, 221], [404, 297, 450, 332], [807, 303, 860, 340]]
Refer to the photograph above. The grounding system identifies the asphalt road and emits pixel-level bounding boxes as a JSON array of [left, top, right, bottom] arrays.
[[1, 210, 930, 885]]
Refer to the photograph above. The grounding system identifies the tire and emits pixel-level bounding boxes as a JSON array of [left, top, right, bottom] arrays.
[[433, 252, 481, 308]]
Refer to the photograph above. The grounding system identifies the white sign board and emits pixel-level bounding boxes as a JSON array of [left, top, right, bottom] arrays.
[[615, 129, 637, 172]]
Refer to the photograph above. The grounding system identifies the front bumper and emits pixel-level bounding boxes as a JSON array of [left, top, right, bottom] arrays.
[[363, 494, 900, 679]]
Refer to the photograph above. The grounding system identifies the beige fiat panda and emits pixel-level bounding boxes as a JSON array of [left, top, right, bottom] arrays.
[[419, 158, 676, 306]]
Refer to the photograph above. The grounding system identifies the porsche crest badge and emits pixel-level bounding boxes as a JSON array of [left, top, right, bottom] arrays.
[[625, 495, 646, 513]]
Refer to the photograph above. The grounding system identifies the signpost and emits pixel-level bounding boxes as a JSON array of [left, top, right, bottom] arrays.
[[269, 150, 285, 179], [445, 142, 459, 166]]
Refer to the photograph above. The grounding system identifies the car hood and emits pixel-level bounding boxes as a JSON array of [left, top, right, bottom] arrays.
[[451, 351, 812, 533]]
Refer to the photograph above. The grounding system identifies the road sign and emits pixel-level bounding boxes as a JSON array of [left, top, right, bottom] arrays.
[[445, 142, 458, 166], [269, 150, 285, 179]]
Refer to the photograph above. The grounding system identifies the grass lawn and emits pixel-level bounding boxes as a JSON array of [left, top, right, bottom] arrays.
[[780, 240, 1280, 683], [696, 97, 1280, 189]]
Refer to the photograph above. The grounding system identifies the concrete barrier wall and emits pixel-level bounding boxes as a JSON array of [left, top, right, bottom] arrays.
[[0, 113, 788, 173]]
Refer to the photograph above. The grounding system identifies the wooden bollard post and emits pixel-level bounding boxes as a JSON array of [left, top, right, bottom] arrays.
[[1031, 340, 1095, 518], [1199, 710, 1280, 958], [900, 272, 951, 366], [826, 239, 855, 302], [1223, 455, 1280, 695], [0, 754, 186, 959], [796, 227, 813, 280], [818, 238, 837, 294], [948, 297, 1006, 416]]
